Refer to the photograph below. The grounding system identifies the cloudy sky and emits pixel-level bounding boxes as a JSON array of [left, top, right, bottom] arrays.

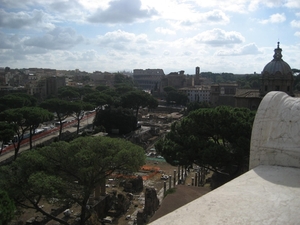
[[0, 0, 299, 74]]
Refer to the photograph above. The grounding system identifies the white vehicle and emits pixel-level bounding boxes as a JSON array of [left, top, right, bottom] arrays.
[[102, 216, 113, 223], [161, 175, 169, 180]]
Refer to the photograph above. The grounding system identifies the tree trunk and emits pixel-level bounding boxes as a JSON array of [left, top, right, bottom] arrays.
[[29, 127, 33, 150], [77, 118, 80, 134], [79, 192, 91, 225]]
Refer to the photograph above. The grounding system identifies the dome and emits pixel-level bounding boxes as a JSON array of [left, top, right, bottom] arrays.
[[262, 42, 292, 76], [260, 42, 294, 97]]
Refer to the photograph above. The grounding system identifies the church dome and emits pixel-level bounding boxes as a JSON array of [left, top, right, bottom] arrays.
[[262, 42, 292, 76], [260, 42, 294, 97]]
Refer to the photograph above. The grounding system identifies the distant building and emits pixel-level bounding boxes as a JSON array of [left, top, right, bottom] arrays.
[[234, 89, 261, 110], [179, 85, 210, 103], [46, 76, 66, 97], [133, 69, 165, 91], [210, 83, 238, 107], [90, 71, 115, 87], [235, 42, 294, 110]]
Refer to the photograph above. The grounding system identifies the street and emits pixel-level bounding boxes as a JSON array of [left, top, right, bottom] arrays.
[[0, 112, 95, 163]]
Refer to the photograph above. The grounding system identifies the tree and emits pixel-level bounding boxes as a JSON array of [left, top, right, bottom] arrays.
[[58, 86, 95, 101], [69, 101, 94, 134], [166, 91, 188, 106], [114, 73, 134, 86], [21, 107, 53, 149], [0, 136, 145, 225], [95, 85, 110, 92], [0, 189, 15, 225], [120, 90, 158, 119], [83, 92, 113, 109], [0, 122, 15, 155], [0, 107, 53, 159], [58, 86, 80, 100], [40, 99, 74, 140], [0, 93, 37, 111], [163, 86, 177, 93], [94, 107, 137, 134], [186, 102, 211, 114], [155, 106, 255, 186]]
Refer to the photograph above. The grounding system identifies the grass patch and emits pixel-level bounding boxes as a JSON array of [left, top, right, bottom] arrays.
[[164, 188, 176, 198]]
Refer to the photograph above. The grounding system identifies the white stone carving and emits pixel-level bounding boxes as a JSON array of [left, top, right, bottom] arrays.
[[250, 91, 300, 169]]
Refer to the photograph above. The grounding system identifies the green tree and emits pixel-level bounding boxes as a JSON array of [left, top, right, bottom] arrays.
[[0, 108, 28, 159], [0, 136, 145, 225], [69, 101, 94, 134], [0, 189, 15, 225], [166, 91, 188, 106], [94, 107, 137, 134], [0, 93, 36, 111], [163, 86, 177, 93], [156, 106, 255, 187], [186, 102, 211, 114], [120, 90, 158, 119], [114, 73, 134, 86], [95, 85, 110, 92], [58, 86, 80, 100], [21, 107, 54, 149], [58, 86, 95, 101], [40, 99, 74, 140], [83, 92, 113, 129], [0, 107, 53, 158], [0, 122, 15, 155], [83, 92, 113, 109]]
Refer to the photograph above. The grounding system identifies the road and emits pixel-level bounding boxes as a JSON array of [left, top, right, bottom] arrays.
[[0, 112, 95, 163]]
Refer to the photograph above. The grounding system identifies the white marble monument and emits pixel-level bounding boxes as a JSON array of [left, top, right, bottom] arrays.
[[250, 91, 300, 169]]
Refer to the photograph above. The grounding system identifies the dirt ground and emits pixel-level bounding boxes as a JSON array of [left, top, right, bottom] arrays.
[[12, 158, 210, 225]]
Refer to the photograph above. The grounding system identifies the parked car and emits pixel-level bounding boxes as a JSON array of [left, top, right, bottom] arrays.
[[161, 175, 169, 180], [101, 216, 113, 223]]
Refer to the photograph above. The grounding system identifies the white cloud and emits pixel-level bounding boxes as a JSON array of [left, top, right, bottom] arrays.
[[23, 27, 84, 50], [284, 0, 300, 8], [0, 32, 18, 49], [260, 13, 286, 24], [190, 0, 248, 12], [0, 9, 55, 30], [155, 27, 176, 35], [194, 29, 245, 46], [295, 32, 300, 37], [96, 30, 153, 54], [204, 10, 230, 23], [291, 20, 300, 28], [180, 9, 230, 27], [87, 0, 157, 24], [216, 43, 263, 56]]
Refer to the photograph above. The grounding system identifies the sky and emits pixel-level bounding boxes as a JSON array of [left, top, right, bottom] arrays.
[[0, 0, 299, 75]]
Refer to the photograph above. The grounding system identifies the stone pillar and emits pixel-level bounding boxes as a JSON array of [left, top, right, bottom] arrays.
[[144, 187, 159, 216], [174, 170, 176, 186], [195, 172, 198, 187], [181, 165, 184, 184], [177, 166, 180, 184], [163, 181, 166, 196], [169, 175, 172, 189]]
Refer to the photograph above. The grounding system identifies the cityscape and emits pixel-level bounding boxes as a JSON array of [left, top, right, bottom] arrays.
[[0, 0, 300, 225]]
